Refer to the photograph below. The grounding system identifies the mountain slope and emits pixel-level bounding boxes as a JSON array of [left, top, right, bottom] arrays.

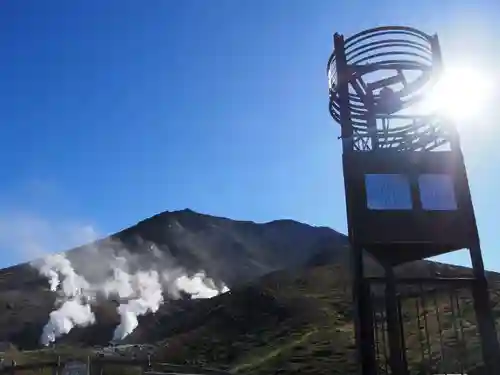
[[128, 262, 499, 375], [148, 263, 500, 374], [0, 209, 498, 375], [0, 209, 348, 350], [152, 264, 357, 374]]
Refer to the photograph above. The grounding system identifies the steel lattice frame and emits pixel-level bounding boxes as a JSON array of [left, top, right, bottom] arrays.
[[327, 26, 456, 152]]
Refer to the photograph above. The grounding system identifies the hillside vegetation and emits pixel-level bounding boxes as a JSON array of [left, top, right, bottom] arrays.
[[0, 210, 498, 374]]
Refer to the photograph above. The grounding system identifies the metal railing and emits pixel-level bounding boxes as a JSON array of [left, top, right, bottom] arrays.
[[0, 356, 231, 375]]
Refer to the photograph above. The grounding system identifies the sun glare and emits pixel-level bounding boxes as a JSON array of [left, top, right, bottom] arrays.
[[423, 66, 493, 121]]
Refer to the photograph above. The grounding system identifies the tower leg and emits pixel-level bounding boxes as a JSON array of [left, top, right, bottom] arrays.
[[384, 265, 408, 375], [469, 245, 500, 373], [352, 245, 377, 375]]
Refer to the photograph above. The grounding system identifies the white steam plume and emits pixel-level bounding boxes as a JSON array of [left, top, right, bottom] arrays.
[[41, 299, 95, 346], [32, 253, 95, 345], [35, 253, 90, 297], [1, 194, 229, 345], [33, 246, 230, 346], [174, 272, 228, 299], [112, 270, 164, 341]]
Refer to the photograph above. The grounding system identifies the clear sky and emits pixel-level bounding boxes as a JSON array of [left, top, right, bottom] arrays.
[[0, 1, 499, 270]]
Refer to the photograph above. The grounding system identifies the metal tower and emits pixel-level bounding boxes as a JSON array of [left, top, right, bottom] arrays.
[[327, 26, 499, 374]]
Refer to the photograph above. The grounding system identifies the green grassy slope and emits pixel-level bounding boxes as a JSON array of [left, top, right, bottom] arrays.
[[148, 264, 500, 375]]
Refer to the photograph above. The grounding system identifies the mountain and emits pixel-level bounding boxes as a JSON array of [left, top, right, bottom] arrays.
[[0, 209, 348, 350], [0, 209, 498, 375], [67, 209, 348, 287]]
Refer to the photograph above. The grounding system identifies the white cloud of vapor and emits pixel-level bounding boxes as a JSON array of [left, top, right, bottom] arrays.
[[1, 215, 229, 346], [33, 248, 229, 346], [41, 299, 95, 346], [175, 272, 225, 299], [0, 209, 229, 346], [112, 270, 164, 342]]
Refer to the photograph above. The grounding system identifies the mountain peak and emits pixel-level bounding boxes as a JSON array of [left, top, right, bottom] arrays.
[[0, 209, 350, 350]]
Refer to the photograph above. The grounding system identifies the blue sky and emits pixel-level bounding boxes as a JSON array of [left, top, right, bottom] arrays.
[[0, 0, 499, 270]]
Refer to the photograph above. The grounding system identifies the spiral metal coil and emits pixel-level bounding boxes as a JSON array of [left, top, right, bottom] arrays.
[[327, 26, 452, 151]]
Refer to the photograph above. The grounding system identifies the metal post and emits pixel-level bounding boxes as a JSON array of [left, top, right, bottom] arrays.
[[352, 245, 377, 375], [396, 294, 408, 369], [469, 245, 500, 373], [334, 31, 377, 375], [384, 266, 408, 375], [365, 91, 378, 150], [333, 33, 353, 151]]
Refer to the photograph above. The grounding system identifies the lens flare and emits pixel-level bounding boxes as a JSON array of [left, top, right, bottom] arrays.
[[423, 66, 493, 121]]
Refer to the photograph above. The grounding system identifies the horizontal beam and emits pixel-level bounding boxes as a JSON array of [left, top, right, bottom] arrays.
[[366, 276, 475, 285], [0, 361, 229, 375]]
